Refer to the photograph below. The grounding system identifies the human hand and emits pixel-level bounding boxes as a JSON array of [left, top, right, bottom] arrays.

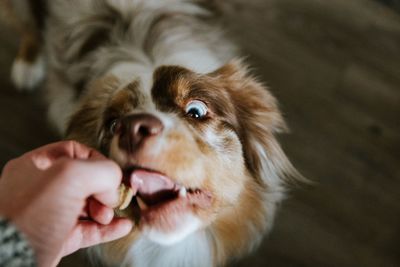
[[0, 141, 133, 267]]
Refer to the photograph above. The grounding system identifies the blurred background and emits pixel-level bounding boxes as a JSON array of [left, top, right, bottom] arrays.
[[0, 0, 399, 266]]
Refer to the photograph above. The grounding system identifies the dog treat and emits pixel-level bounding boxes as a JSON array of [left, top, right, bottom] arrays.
[[117, 184, 134, 210]]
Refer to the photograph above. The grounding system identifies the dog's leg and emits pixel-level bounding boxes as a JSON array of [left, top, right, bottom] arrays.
[[3, 0, 46, 91], [11, 33, 45, 91]]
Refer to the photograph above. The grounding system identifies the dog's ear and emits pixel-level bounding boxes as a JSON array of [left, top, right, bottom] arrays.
[[210, 60, 302, 187]]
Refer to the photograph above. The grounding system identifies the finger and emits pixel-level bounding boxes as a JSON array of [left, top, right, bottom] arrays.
[[61, 218, 133, 256], [88, 198, 114, 225], [52, 158, 122, 207], [79, 160, 122, 207], [25, 141, 107, 170]]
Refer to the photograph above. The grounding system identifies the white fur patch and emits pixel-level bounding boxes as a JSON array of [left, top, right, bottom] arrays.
[[108, 62, 154, 94], [144, 214, 202, 246], [11, 56, 45, 90], [155, 48, 222, 74], [126, 230, 213, 267]]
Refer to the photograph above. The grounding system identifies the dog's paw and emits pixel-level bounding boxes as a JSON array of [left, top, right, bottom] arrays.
[[11, 56, 45, 91]]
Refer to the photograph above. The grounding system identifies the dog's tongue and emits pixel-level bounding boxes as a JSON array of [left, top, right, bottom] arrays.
[[130, 169, 176, 195]]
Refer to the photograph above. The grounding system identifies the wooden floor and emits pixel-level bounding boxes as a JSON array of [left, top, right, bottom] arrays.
[[0, 0, 399, 266]]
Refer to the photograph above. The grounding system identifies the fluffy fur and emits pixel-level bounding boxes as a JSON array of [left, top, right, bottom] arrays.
[[4, 0, 300, 266]]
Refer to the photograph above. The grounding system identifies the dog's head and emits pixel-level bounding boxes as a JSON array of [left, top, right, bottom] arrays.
[[67, 60, 297, 265]]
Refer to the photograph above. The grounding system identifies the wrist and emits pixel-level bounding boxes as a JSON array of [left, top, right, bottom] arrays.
[[0, 216, 37, 266], [12, 211, 62, 267]]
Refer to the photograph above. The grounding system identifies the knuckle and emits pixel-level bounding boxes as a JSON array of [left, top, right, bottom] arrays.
[[63, 140, 79, 150], [2, 158, 18, 173]]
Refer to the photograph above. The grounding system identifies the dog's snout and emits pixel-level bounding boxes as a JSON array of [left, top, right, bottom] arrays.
[[119, 113, 164, 152]]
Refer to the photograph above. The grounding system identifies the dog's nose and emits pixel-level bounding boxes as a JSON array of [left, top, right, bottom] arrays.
[[119, 113, 164, 152]]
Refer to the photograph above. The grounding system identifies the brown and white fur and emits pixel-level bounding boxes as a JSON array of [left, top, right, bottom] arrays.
[[3, 1, 300, 266]]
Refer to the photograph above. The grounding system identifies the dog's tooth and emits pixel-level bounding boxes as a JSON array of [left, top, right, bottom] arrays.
[[179, 187, 187, 198], [137, 196, 148, 210]]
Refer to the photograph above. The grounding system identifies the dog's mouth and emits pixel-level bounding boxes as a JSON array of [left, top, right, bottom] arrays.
[[121, 166, 212, 227]]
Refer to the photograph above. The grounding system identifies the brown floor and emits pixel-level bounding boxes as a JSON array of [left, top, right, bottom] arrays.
[[1, 0, 399, 266]]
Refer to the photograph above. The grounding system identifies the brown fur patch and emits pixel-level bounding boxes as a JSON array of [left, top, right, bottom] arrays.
[[211, 177, 270, 265], [77, 28, 110, 59], [151, 65, 191, 112], [106, 81, 141, 120], [66, 76, 121, 147], [17, 34, 41, 63]]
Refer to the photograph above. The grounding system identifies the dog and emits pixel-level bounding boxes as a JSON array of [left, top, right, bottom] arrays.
[[3, 1, 300, 266]]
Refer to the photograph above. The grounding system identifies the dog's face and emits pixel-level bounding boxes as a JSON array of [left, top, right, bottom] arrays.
[[67, 61, 293, 264]]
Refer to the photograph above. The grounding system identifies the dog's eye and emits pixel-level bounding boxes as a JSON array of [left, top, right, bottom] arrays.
[[106, 119, 119, 135], [185, 100, 208, 119]]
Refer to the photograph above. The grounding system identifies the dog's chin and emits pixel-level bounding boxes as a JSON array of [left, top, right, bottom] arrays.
[[143, 213, 202, 246]]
